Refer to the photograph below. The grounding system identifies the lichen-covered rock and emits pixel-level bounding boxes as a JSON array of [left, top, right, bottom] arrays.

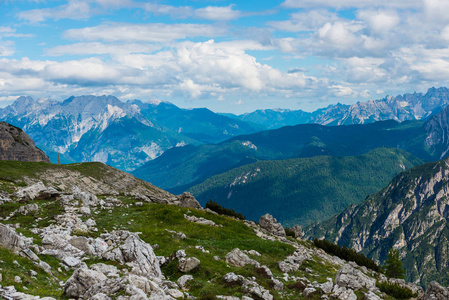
[[259, 214, 286, 237], [177, 275, 194, 290], [225, 248, 260, 268], [278, 246, 312, 273]]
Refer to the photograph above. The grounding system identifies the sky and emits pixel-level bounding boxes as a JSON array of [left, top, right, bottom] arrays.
[[1, 0, 449, 114]]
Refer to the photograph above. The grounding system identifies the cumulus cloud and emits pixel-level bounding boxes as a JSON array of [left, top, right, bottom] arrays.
[[64, 23, 227, 43], [46, 42, 161, 56]]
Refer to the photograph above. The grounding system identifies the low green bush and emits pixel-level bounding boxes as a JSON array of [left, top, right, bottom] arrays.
[[313, 239, 381, 272], [376, 281, 417, 299], [205, 200, 246, 220]]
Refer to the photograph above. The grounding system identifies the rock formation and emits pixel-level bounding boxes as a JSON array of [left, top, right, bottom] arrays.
[[0, 122, 50, 162]]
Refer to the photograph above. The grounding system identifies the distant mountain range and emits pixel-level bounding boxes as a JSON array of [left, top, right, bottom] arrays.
[[0, 95, 262, 171], [227, 87, 449, 128]]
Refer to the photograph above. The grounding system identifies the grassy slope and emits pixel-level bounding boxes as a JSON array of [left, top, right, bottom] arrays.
[[0, 161, 343, 299], [188, 148, 423, 227]]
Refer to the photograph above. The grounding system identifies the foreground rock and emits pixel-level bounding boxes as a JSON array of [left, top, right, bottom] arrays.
[[259, 214, 286, 237]]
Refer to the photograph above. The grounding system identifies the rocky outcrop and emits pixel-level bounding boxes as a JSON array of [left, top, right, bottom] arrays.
[[0, 122, 50, 163], [225, 248, 260, 268], [305, 156, 449, 287], [423, 281, 449, 299], [0, 224, 32, 253], [259, 214, 286, 237]]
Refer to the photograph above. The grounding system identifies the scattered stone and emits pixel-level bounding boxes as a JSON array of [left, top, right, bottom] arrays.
[[0, 223, 32, 253], [184, 214, 221, 227], [14, 276, 22, 283], [178, 257, 201, 272], [225, 248, 260, 268], [176, 249, 187, 259], [177, 275, 194, 290], [135, 202, 143, 207], [80, 206, 91, 216], [63, 256, 82, 267], [258, 214, 286, 237], [17, 204, 39, 215]]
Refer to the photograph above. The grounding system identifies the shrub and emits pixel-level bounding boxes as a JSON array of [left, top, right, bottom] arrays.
[[313, 239, 381, 272], [285, 227, 296, 238], [205, 200, 246, 220], [376, 281, 417, 299]]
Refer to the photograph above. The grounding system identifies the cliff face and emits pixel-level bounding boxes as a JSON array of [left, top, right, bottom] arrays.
[[305, 157, 449, 287], [0, 122, 50, 163]]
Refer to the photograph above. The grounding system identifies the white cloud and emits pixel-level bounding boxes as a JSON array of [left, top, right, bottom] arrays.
[[357, 10, 399, 34], [317, 22, 360, 50], [282, 0, 422, 9], [64, 23, 227, 43], [143, 3, 193, 18], [194, 5, 240, 21], [268, 9, 339, 32], [18, 0, 91, 23]]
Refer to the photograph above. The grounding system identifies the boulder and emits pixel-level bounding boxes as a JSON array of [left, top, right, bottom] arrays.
[[64, 268, 107, 298], [101, 230, 162, 279], [225, 248, 260, 268], [423, 281, 449, 300], [0, 223, 32, 253], [178, 257, 201, 272], [291, 225, 304, 239], [335, 263, 376, 291], [17, 204, 39, 215], [259, 214, 286, 237], [177, 274, 194, 290], [177, 192, 202, 209]]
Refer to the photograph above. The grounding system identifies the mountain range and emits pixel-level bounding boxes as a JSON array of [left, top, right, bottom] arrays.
[[0, 95, 262, 171], [228, 87, 449, 128]]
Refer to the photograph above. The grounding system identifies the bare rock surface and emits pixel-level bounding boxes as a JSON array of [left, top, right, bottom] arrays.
[[259, 214, 286, 237], [225, 248, 260, 268], [0, 122, 50, 162]]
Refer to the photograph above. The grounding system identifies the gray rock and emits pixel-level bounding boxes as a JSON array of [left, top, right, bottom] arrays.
[[14, 276, 22, 283], [64, 268, 108, 298], [17, 204, 39, 215], [178, 257, 201, 272], [177, 192, 202, 209], [63, 256, 82, 267], [335, 263, 376, 291], [176, 249, 187, 259], [177, 275, 194, 290], [291, 224, 304, 239], [423, 281, 449, 300], [331, 284, 357, 300], [243, 279, 273, 300], [101, 230, 162, 279], [21, 248, 40, 261], [225, 248, 260, 268], [319, 278, 334, 294], [223, 272, 244, 283], [135, 202, 143, 207], [184, 214, 220, 226], [0, 223, 32, 253], [363, 291, 382, 300], [90, 263, 119, 277], [90, 293, 112, 300], [259, 214, 286, 237], [304, 287, 317, 297], [69, 236, 90, 253], [80, 206, 91, 216]]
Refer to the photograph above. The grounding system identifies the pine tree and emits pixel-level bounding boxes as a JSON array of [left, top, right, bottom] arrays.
[[384, 249, 406, 279]]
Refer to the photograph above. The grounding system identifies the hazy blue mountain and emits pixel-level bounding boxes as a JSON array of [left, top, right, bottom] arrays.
[[227, 87, 449, 129], [188, 148, 423, 226], [0, 96, 263, 171]]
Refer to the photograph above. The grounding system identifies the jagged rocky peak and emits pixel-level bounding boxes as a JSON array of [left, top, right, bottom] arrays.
[[305, 155, 449, 288], [0, 122, 50, 163]]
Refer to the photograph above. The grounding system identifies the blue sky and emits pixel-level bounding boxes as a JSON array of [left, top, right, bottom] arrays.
[[0, 0, 448, 113]]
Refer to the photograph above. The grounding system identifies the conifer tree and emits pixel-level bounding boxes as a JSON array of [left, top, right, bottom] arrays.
[[384, 249, 406, 279]]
